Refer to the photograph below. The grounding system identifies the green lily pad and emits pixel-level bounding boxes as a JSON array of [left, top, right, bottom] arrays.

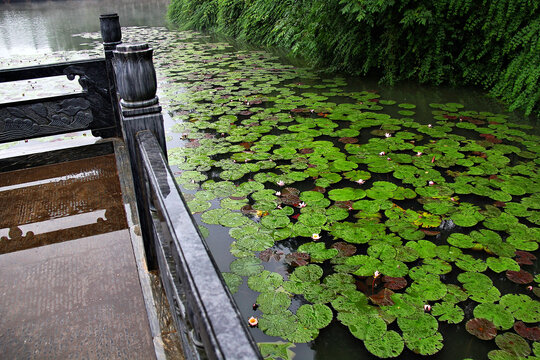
[[363, 331, 404, 358], [330, 222, 372, 244], [222, 272, 243, 294], [346, 255, 382, 277], [499, 294, 540, 323], [248, 270, 284, 292], [230, 256, 264, 276], [431, 302, 464, 324], [258, 342, 295, 360], [338, 311, 387, 341], [328, 187, 366, 201], [298, 242, 339, 262], [258, 311, 297, 338], [296, 304, 333, 329], [473, 303, 515, 330], [261, 214, 291, 229], [486, 257, 520, 273], [495, 332, 530, 357], [257, 291, 292, 314], [403, 331, 443, 356]]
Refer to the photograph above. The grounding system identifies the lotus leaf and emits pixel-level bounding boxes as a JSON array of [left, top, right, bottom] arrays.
[[258, 342, 295, 360], [473, 303, 514, 330], [328, 187, 366, 201], [447, 233, 476, 249], [500, 294, 540, 323], [403, 331, 444, 356], [398, 312, 438, 338], [330, 289, 369, 312], [258, 311, 297, 337], [291, 264, 323, 282], [367, 243, 397, 260], [261, 214, 291, 229], [487, 350, 521, 360], [248, 270, 284, 292], [431, 302, 464, 324], [345, 255, 382, 277], [187, 199, 212, 213], [514, 321, 540, 341], [296, 304, 333, 329], [330, 222, 372, 244], [284, 325, 319, 343], [364, 330, 404, 358], [220, 197, 249, 210], [466, 318, 498, 340], [407, 275, 447, 301], [338, 311, 387, 341], [230, 256, 264, 277], [325, 207, 350, 222], [220, 212, 252, 227], [421, 258, 452, 275], [298, 242, 339, 262], [443, 284, 469, 303], [506, 269, 534, 284], [405, 240, 437, 259], [201, 208, 231, 225], [379, 259, 409, 277], [486, 257, 520, 273], [298, 212, 327, 227], [495, 333, 530, 357], [455, 254, 488, 272], [435, 245, 463, 262], [222, 272, 243, 294]]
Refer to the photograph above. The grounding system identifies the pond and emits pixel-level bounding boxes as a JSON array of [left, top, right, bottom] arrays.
[[1, 2, 539, 359]]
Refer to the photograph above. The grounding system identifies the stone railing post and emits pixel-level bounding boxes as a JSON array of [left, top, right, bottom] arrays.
[[100, 13, 123, 137], [113, 42, 167, 269]]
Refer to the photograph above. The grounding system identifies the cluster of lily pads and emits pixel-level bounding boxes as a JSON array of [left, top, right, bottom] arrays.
[[77, 27, 539, 359]]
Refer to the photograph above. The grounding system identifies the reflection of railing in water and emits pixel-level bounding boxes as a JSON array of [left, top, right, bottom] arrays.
[[0, 12, 262, 360]]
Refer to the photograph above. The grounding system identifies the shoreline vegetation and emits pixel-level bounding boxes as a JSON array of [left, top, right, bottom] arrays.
[[167, 0, 539, 120]]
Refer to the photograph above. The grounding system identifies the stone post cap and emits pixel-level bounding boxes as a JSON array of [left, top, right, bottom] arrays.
[[115, 43, 152, 53]]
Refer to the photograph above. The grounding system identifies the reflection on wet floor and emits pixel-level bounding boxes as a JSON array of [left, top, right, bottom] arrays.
[[0, 153, 127, 254]]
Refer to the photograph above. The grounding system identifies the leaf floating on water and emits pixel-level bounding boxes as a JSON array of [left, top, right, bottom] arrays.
[[506, 269, 534, 284], [369, 288, 395, 306], [364, 330, 404, 358], [382, 276, 407, 290], [466, 318, 497, 340], [495, 332, 531, 357], [514, 250, 536, 265], [258, 341, 295, 360], [514, 321, 540, 341]]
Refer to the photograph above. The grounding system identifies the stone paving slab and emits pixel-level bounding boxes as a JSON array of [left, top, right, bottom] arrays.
[[0, 229, 156, 360]]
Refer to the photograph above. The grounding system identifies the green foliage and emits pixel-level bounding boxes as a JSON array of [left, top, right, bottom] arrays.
[[168, 0, 540, 118]]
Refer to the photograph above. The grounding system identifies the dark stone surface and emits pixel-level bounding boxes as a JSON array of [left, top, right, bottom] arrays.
[[136, 130, 262, 360], [0, 229, 156, 359], [0, 59, 118, 143], [0, 141, 113, 172]]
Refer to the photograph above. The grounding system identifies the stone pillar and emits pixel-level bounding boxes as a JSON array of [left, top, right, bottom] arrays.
[[113, 43, 167, 155], [113, 42, 167, 269], [100, 13, 122, 137]]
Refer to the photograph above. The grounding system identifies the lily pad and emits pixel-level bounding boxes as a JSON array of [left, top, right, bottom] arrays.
[[473, 303, 515, 330], [363, 331, 404, 358], [222, 272, 243, 294], [230, 256, 264, 276], [466, 318, 497, 340], [257, 291, 292, 314], [495, 332, 530, 357], [296, 304, 333, 329]]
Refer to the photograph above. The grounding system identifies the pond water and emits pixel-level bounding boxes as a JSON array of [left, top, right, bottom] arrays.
[[1, 2, 539, 360]]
